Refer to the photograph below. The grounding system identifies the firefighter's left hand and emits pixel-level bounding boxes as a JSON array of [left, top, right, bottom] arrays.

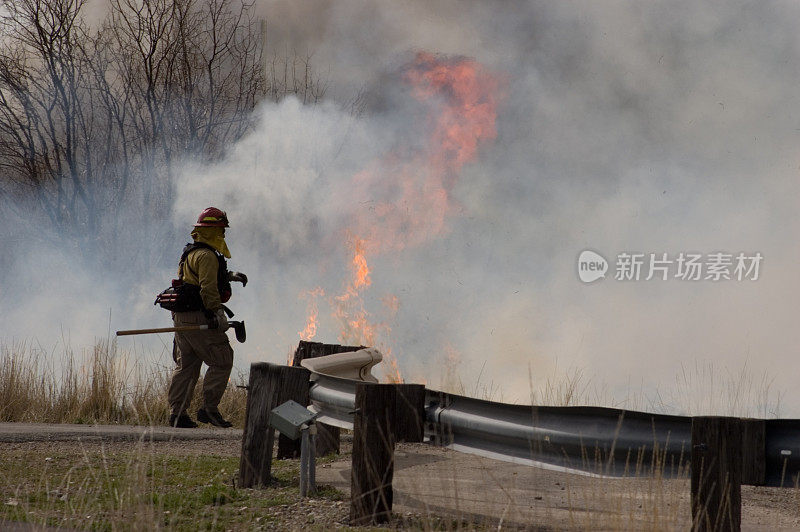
[[212, 308, 229, 331], [228, 271, 248, 287]]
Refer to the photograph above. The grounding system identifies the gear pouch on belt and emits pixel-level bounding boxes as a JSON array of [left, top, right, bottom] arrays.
[[154, 279, 204, 312]]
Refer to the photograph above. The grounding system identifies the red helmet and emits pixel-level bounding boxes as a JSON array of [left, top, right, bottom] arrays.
[[194, 207, 229, 227]]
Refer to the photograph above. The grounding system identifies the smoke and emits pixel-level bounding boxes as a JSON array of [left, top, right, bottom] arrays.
[[210, 0, 799, 414], [173, 97, 385, 359], [5, 0, 800, 416]]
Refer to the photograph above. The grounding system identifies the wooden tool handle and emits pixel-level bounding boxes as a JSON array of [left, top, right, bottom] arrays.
[[116, 324, 209, 336]]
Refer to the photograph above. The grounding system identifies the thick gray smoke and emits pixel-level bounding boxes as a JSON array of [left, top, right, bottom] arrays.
[[195, 0, 798, 414], [5, 1, 800, 416]]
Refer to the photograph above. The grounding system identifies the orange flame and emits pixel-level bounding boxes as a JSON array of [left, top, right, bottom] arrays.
[[406, 52, 500, 177], [333, 237, 378, 346], [351, 52, 501, 253], [380, 296, 402, 383], [300, 52, 501, 383], [298, 287, 325, 341], [351, 238, 371, 290], [381, 294, 400, 314], [383, 346, 403, 384]]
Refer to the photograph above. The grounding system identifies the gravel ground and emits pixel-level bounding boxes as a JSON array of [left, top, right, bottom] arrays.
[[319, 442, 800, 531], [0, 429, 453, 530], [2, 424, 800, 530]]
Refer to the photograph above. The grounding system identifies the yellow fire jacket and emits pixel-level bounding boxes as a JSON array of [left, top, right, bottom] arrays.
[[180, 248, 223, 312]]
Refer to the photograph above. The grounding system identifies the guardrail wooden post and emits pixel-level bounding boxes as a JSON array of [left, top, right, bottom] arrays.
[[288, 340, 364, 458], [741, 418, 765, 486], [350, 383, 396, 525], [276, 368, 311, 460], [691, 416, 742, 531], [395, 384, 426, 443], [315, 424, 340, 456], [239, 363, 310, 488]]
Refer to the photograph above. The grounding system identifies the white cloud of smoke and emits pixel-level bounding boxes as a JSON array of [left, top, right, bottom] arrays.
[[5, 0, 800, 416], [225, 0, 800, 414]]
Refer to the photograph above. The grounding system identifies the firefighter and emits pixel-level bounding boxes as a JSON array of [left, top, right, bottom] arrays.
[[167, 207, 248, 428]]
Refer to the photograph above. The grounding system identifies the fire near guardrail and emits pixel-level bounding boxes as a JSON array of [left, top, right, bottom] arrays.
[[239, 346, 800, 528]]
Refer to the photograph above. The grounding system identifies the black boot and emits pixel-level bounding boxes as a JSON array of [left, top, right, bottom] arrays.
[[197, 408, 233, 428], [169, 413, 198, 428]]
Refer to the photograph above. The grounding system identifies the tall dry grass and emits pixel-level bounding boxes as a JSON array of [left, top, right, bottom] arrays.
[[437, 353, 785, 417], [0, 339, 248, 426], [1, 336, 786, 425]]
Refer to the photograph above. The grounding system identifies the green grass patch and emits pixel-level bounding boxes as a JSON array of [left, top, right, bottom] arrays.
[[0, 445, 347, 531]]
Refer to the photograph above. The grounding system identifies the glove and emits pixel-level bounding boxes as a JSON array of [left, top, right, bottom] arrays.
[[212, 308, 229, 331], [228, 271, 248, 287]]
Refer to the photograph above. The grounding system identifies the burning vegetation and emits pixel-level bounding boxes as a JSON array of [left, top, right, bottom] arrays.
[[299, 52, 502, 383], [0, 1, 503, 386]]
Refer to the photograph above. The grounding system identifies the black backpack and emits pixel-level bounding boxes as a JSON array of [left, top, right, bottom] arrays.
[[154, 242, 231, 313], [154, 278, 205, 312]]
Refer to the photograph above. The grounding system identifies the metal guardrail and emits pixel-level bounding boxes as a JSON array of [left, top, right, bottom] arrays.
[[765, 420, 800, 486], [425, 390, 691, 478], [300, 348, 382, 382], [307, 362, 800, 487], [308, 374, 359, 429]]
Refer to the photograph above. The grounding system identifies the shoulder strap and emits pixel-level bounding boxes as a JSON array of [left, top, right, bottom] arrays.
[[180, 241, 215, 262], [179, 242, 217, 279]]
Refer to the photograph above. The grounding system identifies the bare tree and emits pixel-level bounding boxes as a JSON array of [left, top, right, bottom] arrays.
[[0, 0, 327, 268], [265, 50, 327, 105], [0, 0, 101, 237], [0, 1, 301, 266]]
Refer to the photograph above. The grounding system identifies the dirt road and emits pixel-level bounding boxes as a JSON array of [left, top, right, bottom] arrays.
[[318, 443, 800, 530], [0, 422, 241, 443]]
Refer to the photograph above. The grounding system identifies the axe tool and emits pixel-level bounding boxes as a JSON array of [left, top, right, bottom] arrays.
[[117, 320, 246, 343]]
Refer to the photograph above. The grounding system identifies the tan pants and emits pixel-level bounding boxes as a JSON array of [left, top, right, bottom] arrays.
[[167, 310, 233, 415]]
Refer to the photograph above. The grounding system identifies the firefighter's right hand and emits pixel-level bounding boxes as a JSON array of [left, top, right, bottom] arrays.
[[228, 271, 248, 287], [212, 308, 229, 331]]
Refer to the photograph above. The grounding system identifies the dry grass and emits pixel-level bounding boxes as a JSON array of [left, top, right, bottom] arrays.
[[0, 339, 248, 427], [653, 358, 783, 418], [0, 340, 795, 530], [437, 354, 785, 418], [3, 338, 784, 427]]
